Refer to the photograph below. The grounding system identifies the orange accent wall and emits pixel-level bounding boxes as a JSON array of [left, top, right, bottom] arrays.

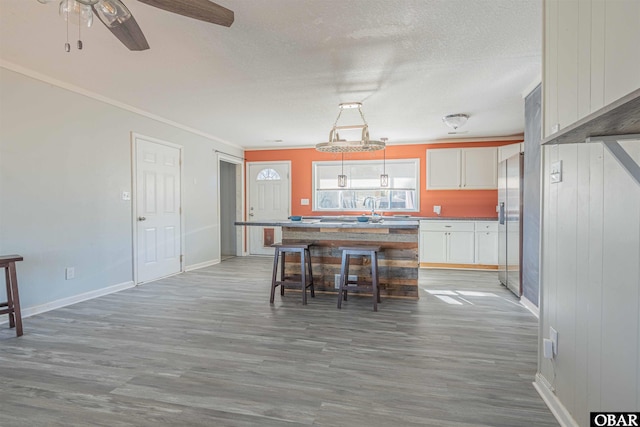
[[244, 140, 521, 219]]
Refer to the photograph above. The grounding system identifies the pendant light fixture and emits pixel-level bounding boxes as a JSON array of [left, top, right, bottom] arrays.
[[380, 138, 389, 187], [316, 102, 386, 153], [338, 152, 347, 187]]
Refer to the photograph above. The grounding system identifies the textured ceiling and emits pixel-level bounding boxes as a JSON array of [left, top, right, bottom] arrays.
[[0, 0, 541, 149]]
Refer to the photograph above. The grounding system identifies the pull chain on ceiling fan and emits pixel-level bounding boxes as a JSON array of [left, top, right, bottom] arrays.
[[37, 0, 234, 52]]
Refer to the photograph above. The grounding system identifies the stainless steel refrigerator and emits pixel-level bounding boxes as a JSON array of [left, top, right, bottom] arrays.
[[498, 152, 523, 297]]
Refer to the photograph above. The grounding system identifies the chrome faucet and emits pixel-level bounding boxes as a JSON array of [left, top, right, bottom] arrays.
[[363, 197, 376, 215]]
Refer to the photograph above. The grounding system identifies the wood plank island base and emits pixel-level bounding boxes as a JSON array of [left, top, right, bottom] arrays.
[[236, 219, 420, 299]]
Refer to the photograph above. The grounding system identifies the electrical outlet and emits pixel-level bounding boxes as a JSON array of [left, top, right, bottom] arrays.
[[334, 274, 358, 289], [433, 205, 441, 215], [300, 198, 309, 206], [121, 191, 131, 201], [550, 327, 558, 356], [552, 123, 560, 133], [65, 267, 75, 280]]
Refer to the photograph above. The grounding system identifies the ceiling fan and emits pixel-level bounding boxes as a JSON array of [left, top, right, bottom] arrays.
[[38, 0, 234, 51]]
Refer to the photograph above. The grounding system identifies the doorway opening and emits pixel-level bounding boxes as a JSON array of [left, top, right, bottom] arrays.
[[218, 155, 243, 260]]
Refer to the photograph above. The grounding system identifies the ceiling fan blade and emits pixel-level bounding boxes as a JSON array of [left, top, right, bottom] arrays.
[[137, 0, 234, 27], [93, 0, 150, 51]]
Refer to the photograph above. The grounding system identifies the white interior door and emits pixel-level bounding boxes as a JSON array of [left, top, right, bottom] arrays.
[[247, 162, 290, 255], [135, 137, 182, 283]]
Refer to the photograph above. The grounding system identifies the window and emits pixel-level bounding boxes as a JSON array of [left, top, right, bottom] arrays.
[[256, 168, 281, 181], [313, 159, 419, 212]]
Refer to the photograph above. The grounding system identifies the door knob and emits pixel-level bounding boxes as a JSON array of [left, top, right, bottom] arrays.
[[138, 216, 146, 221]]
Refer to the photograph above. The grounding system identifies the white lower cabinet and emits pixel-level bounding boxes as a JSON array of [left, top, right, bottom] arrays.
[[474, 222, 498, 265], [420, 221, 475, 264], [420, 220, 498, 267]]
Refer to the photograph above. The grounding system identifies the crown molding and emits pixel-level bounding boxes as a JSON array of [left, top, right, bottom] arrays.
[[1, 60, 242, 150]]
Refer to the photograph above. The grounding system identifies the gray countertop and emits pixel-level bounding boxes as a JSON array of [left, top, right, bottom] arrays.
[[234, 219, 419, 229], [235, 216, 497, 228]]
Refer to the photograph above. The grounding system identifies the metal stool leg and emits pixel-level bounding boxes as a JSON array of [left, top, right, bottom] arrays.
[[371, 250, 379, 312], [5, 267, 15, 328], [280, 251, 286, 296], [300, 249, 307, 305], [8, 263, 22, 336], [306, 248, 315, 298], [337, 250, 348, 309], [270, 248, 280, 303]]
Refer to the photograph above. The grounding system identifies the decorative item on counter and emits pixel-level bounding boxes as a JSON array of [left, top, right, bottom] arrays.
[[289, 216, 302, 221], [357, 216, 369, 223]]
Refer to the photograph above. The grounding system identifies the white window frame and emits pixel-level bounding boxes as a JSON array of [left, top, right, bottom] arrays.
[[313, 158, 420, 212]]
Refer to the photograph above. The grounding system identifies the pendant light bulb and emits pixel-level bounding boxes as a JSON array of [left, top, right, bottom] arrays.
[[338, 152, 347, 187], [380, 138, 389, 187]]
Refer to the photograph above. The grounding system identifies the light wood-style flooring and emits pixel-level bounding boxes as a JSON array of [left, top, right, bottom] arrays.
[[0, 257, 557, 426]]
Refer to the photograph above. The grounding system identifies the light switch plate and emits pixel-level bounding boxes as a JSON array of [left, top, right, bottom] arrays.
[[550, 327, 558, 356], [550, 161, 562, 184], [543, 338, 553, 359]]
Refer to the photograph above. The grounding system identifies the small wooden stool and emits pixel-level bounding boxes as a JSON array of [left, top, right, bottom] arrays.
[[337, 246, 381, 311], [1, 255, 24, 337], [270, 243, 315, 305]]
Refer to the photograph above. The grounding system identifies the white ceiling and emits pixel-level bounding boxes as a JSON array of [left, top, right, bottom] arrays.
[[0, 0, 541, 150]]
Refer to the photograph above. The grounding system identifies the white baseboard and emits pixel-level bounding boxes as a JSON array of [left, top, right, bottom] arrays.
[[520, 295, 539, 318], [184, 259, 220, 272], [1, 280, 135, 324], [534, 374, 579, 427]]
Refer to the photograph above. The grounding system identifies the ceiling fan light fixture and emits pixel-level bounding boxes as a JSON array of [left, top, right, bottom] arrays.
[[442, 113, 469, 130], [93, 0, 132, 27], [59, 0, 94, 27]]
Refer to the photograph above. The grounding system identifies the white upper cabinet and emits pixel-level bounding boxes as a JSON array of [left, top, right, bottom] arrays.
[[544, 0, 640, 138], [462, 147, 498, 189], [426, 148, 461, 189], [498, 143, 523, 162], [427, 147, 497, 190]]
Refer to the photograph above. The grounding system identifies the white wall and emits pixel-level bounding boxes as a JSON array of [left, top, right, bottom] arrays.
[[0, 68, 243, 312], [538, 140, 640, 426]]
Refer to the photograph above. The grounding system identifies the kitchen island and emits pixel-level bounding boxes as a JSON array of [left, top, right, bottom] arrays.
[[235, 218, 420, 299]]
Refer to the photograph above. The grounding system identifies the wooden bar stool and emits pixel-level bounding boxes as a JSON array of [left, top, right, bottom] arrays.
[[337, 246, 381, 311], [1, 255, 24, 337], [270, 243, 315, 305]]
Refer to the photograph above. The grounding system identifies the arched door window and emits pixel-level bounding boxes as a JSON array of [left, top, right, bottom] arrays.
[[256, 168, 281, 181]]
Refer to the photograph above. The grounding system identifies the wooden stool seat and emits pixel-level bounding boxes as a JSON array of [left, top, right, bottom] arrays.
[[1, 255, 24, 337], [337, 246, 381, 311], [270, 243, 315, 305]]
